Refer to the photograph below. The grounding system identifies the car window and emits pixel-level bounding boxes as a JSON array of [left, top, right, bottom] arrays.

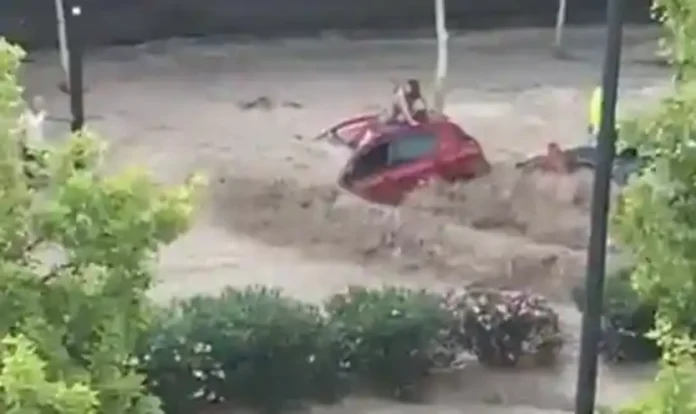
[[347, 142, 389, 181], [387, 134, 437, 165]]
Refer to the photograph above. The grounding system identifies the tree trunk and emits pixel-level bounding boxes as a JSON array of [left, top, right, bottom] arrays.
[[54, 0, 70, 86], [432, 0, 448, 112], [553, 0, 567, 57]]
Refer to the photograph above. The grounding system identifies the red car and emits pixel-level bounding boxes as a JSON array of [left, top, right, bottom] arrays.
[[319, 114, 491, 205]]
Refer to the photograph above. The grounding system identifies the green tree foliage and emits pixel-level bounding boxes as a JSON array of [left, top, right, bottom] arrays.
[[615, 0, 696, 337], [613, 0, 696, 412], [614, 81, 696, 330], [0, 39, 202, 413], [652, 0, 696, 82], [0, 335, 99, 414]]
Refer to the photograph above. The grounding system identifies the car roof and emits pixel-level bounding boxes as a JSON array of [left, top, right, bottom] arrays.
[[365, 119, 451, 145], [370, 122, 414, 136]]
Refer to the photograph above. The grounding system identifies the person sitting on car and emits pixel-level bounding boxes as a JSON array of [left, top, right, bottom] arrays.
[[389, 79, 428, 125]]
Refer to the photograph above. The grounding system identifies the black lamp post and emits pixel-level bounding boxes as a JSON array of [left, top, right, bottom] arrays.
[[574, 0, 625, 413], [63, 1, 85, 132]]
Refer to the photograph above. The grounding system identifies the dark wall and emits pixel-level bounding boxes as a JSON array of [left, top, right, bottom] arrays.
[[2, 0, 653, 49]]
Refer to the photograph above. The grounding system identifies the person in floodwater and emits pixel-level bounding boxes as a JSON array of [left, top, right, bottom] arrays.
[[588, 86, 603, 137], [587, 85, 620, 146], [389, 79, 428, 125]]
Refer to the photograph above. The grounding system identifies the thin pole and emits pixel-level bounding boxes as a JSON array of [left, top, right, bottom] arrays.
[[432, 0, 448, 112], [574, 0, 625, 413], [55, 0, 70, 82], [65, 3, 85, 132], [553, 0, 567, 53]]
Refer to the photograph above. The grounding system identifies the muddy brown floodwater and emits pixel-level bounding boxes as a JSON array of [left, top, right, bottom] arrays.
[[24, 25, 666, 413]]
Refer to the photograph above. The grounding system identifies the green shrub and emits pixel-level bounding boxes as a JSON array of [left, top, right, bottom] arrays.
[[141, 285, 565, 411], [324, 286, 453, 402], [140, 286, 335, 414], [306, 318, 353, 404], [571, 266, 660, 363], [446, 287, 563, 367]]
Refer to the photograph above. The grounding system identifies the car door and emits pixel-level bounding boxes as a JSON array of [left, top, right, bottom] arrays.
[[338, 130, 438, 205], [338, 140, 393, 204]]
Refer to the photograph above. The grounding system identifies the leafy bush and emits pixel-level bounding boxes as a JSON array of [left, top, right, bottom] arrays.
[[142, 285, 565, 410], [140, 286, 336, 414], [304, 317, 353, 405], [324, 286, 452, 402], [445, 287, 563, 367]]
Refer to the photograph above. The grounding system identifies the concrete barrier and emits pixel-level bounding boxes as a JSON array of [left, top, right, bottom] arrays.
[[2, 0, 652, 48]]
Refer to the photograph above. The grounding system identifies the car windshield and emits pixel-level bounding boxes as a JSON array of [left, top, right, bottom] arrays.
[[387, 134, 437, 165]]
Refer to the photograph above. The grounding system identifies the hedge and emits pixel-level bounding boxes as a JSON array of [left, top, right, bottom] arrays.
[[137, 285, 563, 413]]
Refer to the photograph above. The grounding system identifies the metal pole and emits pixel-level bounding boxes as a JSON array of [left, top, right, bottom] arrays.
[[55, 0, 70, 82], [65, 3, 84, 132], [574, 0, 624, 413]]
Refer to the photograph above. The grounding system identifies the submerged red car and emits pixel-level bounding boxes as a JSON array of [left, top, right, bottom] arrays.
[[318, 113, 491, 205]]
